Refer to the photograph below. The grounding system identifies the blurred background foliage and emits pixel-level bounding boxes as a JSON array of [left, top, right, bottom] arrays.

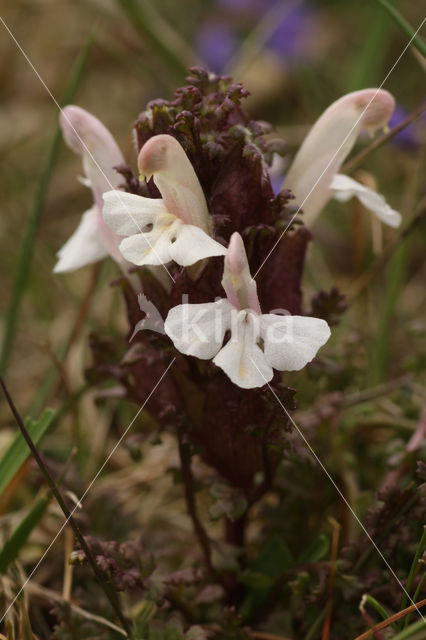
[[0, 0, 425, 638]]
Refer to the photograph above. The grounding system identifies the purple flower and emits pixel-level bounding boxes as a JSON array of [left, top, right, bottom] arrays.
[[266, 2, 313, 60], [197, 0, 315, 73], [196, 23, 238, 74], [388, 105, 423, 150], [218, 0, 261, 8]]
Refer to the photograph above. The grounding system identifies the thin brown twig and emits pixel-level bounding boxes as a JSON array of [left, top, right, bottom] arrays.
[[0, 377, 131, 638], [360, 606, 386, 640], [52, 262, 102, 399], [64, 262, 102, 356], [342, 101, 426, 175], [342, 375, 411, 407], [250, 633, 294, 640], [62, 527, 74, 601], [352, 598, 426, 640], [21, 582, 127, 637], [176, 426, 216, 579]]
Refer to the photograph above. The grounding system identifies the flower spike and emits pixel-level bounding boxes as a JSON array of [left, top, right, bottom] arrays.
[[283, 89, 401, 227], [164, 233, 330, 389], [103, 134, 226, 267]]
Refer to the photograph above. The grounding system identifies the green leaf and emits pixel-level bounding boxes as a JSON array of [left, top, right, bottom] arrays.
[[361, 593, 396, 630], [238, 570, 275, 590], [239, 533, 293, 621], [252, 532, 293, 577], [0, 408, 55, 496], [298, 533, 330, 563], [0, 497, 49, 573]]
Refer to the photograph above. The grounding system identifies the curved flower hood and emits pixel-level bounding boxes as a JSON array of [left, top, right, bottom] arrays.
[[102, 134, 226, 268], [54, 105, 126, 273], [283, 89, 401, 228]]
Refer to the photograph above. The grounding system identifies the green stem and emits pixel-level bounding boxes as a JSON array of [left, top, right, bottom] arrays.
[[349, 1, 391, 91], [406, 570, 426, 631], [305, 608, 326, 640], [375, 0, 426, 57], [371, 241, 408, 385], [0, 35, 93, 376], [116, 0, 193, 80], [361, 594, 393, 626], [343, 102, 426, 175], [392, 618, 426, 640], [402, 527, 426, 629]]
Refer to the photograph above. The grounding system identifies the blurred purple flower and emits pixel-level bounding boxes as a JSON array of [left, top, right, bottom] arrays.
[[218, 0, 260, 7], [196, 23, 238, 74], [388, 105, 423, 150], [266, 3, 313, 59], [198, 0, 314, 73]]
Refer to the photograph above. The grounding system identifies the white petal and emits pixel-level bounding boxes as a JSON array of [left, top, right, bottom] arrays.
[[260, 314, 330, 371], [168, 224, 226, 266], [118, 215, 179, 266], [165, 299, 234, 359], [138, 134, 211, 233], [102, 190, 168, 236], [54, 206, 108, 273], [213, 311, 273, 389], [60, 106, 125, 211], [283, 89, 395, 223], [330, 174, 402, 228]]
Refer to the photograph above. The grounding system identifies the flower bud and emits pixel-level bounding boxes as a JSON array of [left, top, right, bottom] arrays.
[[222, 232, 261, 313]]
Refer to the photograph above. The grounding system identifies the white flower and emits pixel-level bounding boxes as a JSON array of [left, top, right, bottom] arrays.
[[164, 233, 331, 389], [283, 89, 402, 228], [102, 134, 226, 267], [54, 105, 126, 273]]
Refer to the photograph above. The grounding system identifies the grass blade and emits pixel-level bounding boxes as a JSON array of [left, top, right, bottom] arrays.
[[0, 497, 49, 573], [352, 599, 426, 640], [361, 593, 394, 628], [402, 527, 426, 628], [0, 408, 55, 496], [349, 1, 391, 91], [393, 618, 426, 640], [116, 0, 194, 79], [371, 242, 408, 384], [375, 0, 426, 57], [0, 377, 132, 637], [0, 35, 93, 375]]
